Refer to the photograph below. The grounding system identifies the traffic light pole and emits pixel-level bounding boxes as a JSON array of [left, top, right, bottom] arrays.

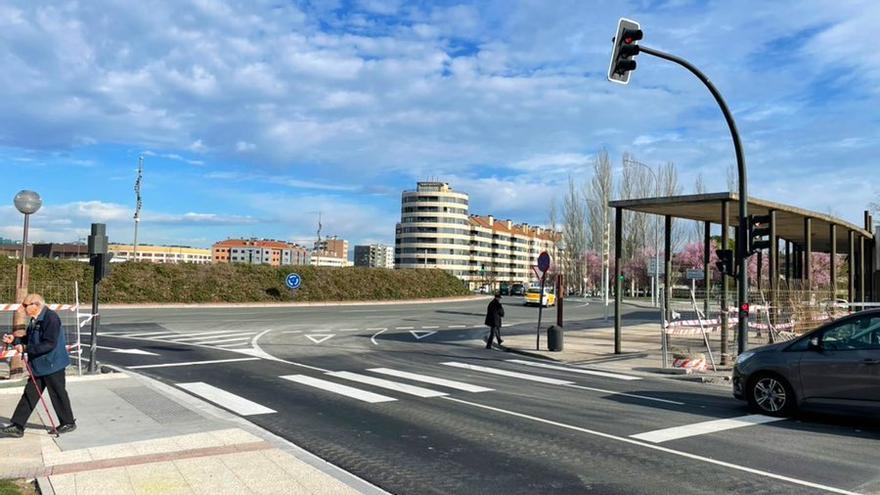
[[88, 257, 100, 374], [638, 45, 750, 354]]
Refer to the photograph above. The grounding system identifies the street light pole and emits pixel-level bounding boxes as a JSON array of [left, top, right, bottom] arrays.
[[638, 45, 750, 354], [623, 157, 662, 307], [12, 191, 43, 351]]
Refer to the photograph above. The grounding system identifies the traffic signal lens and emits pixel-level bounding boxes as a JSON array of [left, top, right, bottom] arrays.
[[615, 60, 637, 74], [741, 303, 750, 313]]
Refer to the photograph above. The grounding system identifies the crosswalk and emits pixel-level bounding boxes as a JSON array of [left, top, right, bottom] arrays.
[[100, 329, 261, 351], [171, 360, 783, 445]]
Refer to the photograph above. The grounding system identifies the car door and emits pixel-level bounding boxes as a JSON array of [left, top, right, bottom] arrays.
[[797, 315, 880, 404]]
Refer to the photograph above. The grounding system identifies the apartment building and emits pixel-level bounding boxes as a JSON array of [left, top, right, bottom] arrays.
[[110, 244, 213, 264], [394, 182, 560, 289], [354, 244, 394, 268], [212, 239, 309, 266], [310, 235, 350, 267]]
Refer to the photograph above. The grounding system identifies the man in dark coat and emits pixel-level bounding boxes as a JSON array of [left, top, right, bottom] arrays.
[[0, 294, 76, 438], [484, 292, 505, 349]]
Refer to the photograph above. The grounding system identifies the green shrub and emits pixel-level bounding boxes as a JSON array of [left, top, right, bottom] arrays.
[[0, 258, 470, 304]]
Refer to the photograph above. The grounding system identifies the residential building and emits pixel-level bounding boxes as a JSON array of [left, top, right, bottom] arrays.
[[309, 255, 352, 267], [111, 244, 213, 264], [394, 182, 560, 289], [310, 235, 350, 267], [354, 244, 394, 268], [212, 239, 309, 266]]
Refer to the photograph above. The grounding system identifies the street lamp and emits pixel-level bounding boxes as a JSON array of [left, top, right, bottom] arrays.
[[623, 157, 662, 308], [12, 190, 42, 349]]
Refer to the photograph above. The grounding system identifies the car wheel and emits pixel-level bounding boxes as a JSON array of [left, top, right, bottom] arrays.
[[747, 373, 795, 417]]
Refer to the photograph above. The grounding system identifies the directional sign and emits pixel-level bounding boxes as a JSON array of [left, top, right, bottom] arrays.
[[686, 269, 705, 281], [285, 273, 302, 290], [537, 251, 551, 272]]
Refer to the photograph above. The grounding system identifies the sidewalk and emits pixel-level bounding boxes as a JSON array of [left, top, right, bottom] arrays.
[[0, 371, 387, 495]]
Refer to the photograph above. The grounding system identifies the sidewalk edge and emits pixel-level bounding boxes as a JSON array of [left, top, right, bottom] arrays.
[[104, 365, 393, 495]]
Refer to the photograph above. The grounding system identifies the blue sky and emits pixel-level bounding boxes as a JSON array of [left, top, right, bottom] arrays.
[[1, 0, 878, 249]]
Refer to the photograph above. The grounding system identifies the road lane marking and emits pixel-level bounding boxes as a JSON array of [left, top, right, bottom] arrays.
[[200, 336, 254, 345], [305, 334, 335, 344], [281, 374, 396, 403], [370, 328, 388, 345], [326, 371, 447, 398], [177, 382, 276, 416], [564, 384, 684, 405], [447, 325, 467, 328], [172, 331, 246, 341], [365, 327, 385, 331], [443, 397, 859, 495], [281, 330, 302, 334], [162, 330, 242, 340], [368, 368, 493, 393], [95, 345, 160, 356], [441, 362, 574, 385], [506, 359, 642, 381], [630, 415, 785, 443], [395, 326, 414, 330], [129, 357, 261, 369], [338, 328, 361, 332], [420, 326, 440, 329], [410, 330, 437, 340], [123, 331, 180, 338]]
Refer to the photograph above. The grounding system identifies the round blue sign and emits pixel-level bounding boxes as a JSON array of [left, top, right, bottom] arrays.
[[537, 251, 551, 272], [285, 273, 302, 290]]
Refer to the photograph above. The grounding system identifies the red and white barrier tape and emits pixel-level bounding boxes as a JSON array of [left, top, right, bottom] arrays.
[[672, 357, 708, 371], [0, 303, 78, 312], [0, 343, 82, 360]]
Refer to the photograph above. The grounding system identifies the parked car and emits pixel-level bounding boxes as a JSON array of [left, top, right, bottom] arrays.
[[733, 309, 880, 417], [524, 287, 556, 307], [510, 283, 526, 296]]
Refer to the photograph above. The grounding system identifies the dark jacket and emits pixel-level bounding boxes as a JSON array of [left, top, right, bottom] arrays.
[[484, 298, 505, 328], [25, 308, 70, 377]]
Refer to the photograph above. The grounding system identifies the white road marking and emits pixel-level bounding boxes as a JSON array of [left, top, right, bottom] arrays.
[[410, 330, 437, 340], [162, 330, 242, 341], [630, 415, 785, 443], [326, 371, 447, 398], [281, 374, 396, 403], [395, 326, 414, 330], [216, 343, 251, 349], [129, 358, 260, 369], [200, 336, 254, 345], [443, 398, 854, 495], [370, 328, 388, 345], [95, 345, 159, 356], [447, 325, 467, 329], [123, 331, 180, 338], [338, 328, 361, 332], [177, 382, 275, 416], [368, 368, 493, 393], [365, 327, 386, 331], [420, 326, 440, 329], [441, 362, 573, 385], [506, 359, 642, 381], [281, 330, 302, 334], [565, 384, 684, 405], [305, 334, 335, 344]]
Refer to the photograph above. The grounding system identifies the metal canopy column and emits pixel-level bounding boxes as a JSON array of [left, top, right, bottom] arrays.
[[830, 224, 837, 301], [704, 221, 711, 317], [785, 240, 791, 283], [614, 207, 623, 354], [664, 215, 673, 323], [804, 218, 812, 286], [860, 236, 866, 304], [768, 211, 777, 322], [720, 201, 730, 365], [849, 230, 856, 304]]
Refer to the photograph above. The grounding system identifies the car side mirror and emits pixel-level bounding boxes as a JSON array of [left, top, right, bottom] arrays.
[[807, 336, 823, 352]]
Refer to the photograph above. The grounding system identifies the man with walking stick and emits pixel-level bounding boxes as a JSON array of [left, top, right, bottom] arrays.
[[484, 292, 505, 349], [0, 294, 76, 438]]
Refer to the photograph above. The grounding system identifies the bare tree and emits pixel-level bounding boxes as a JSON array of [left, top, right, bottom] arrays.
[[619, 153, 653, 261], [562, 177, 588, 295], [692, 172, 707, 242], [658, 161, 686, 252], [588, 149, 614, 254]]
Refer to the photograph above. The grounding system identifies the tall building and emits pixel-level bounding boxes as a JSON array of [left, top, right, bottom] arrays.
[[110, 244, 213, 264], [310, 235, 351, 267], [354, 244, 394, 268], [212, 239, 309, 266], [394, 182, 560, 289]]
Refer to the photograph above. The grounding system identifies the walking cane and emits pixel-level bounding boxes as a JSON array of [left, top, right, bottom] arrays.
[[21, 353, 60, 437]]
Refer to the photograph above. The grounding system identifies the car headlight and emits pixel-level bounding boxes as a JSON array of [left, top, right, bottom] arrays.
[[735, 351, 756, 365]]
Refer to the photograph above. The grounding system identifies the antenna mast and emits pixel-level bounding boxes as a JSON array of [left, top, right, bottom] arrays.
[[132, 155, 143, 261]]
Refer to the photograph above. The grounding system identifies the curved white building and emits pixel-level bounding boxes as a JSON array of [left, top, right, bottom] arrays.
[[395, 182, 560, 289]]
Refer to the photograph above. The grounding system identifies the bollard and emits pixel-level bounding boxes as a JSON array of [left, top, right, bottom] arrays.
[[547, 325, 564, 352]]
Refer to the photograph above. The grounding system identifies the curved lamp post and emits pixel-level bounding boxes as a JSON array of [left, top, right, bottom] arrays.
[[12, 190, 42, 362]]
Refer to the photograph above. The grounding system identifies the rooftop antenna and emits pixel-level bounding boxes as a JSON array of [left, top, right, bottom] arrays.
[[132, 155, 144, 261]]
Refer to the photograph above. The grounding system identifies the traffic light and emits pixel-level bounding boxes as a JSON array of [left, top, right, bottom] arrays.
[[748, 214, 772, 254], [607, 18, 643, 85], [715, 249, 735, 278]]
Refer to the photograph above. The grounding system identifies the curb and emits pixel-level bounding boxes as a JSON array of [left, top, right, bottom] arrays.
[[102, 295, 489, 310], [35, 477, 54, 495], [104, 365, 392, 495]]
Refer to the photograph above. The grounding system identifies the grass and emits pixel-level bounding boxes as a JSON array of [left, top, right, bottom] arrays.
[[0, 479, 36, 495], [0, 257, 471, 304]]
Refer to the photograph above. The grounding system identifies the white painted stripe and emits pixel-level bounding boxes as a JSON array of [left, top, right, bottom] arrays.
[[177, 382, 275, 416], [421, 326, 440, 329], [280, 375, 396, 403], [199, 337, 254, 345], [216, 343, 251, 349], [447, 325, 467, 328], [395, 326, 414, 330], [337, 328, 360, 332], [565, 384, 684, 405], [630, 415, 784, 443], [441, 362, 573, 385], [124, 331, 180, 338], [368, 368, 493, 393], [443, 399, 854, 495], [129, 358, 260, 369], [365, 327, 386, 331], [281, 330, 302, 334], [506, 359, 642, 381], [172, 330, 246, 341], [327, 371, 447, 398]]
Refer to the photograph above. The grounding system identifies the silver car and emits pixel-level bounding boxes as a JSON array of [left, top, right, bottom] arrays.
[[733, 309, 880, 417]]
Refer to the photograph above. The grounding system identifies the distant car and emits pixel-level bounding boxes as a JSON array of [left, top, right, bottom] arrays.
[[819, 298, 849, 311], [510, 284, 526, 296], [477, 285, 490, 294], [499, 283, 510, 296], [524, 287, 556, 307], [733, 309, 880, 417]]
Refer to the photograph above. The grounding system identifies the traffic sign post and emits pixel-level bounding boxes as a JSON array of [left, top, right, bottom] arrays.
[[536, 252, 551, 350], [285, 273, 302, 298]]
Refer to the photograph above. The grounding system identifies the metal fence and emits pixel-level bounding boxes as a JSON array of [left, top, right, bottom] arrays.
[[0, 282, 89, 376]]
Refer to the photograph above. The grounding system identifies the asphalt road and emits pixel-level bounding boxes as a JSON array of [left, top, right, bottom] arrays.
[[82, 297, 880, 495]]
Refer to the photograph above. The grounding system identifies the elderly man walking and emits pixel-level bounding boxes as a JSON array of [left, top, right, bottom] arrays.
[[0, 294, 76, 438], [484, 292, 505, 349]]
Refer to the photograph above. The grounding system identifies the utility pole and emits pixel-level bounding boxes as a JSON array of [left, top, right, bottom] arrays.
[[132, 155, 143, 262]]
